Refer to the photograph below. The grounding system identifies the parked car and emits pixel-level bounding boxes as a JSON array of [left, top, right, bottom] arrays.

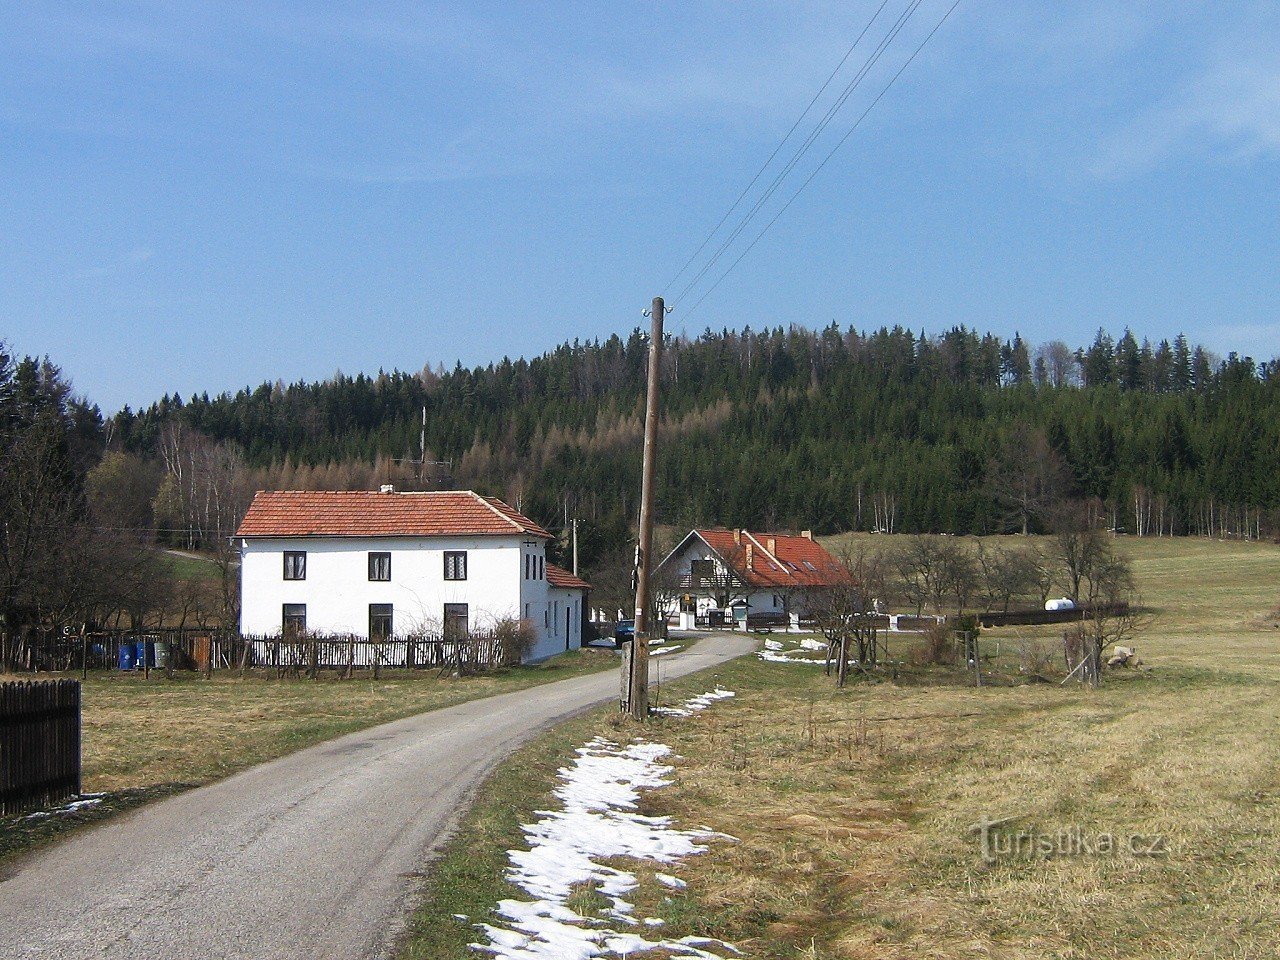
[[613, 619, 635, 645]]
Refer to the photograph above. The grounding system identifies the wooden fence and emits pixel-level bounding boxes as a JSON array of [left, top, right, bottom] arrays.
[[1, 680, 82, 817], [976, 602, 1130, 629], [239, 633, 505, 676], [2, 628, 512, 677]]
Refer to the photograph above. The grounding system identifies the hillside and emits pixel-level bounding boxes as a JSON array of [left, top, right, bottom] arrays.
[[112, 326, 1279, 546], [6, 326, 1278, 626]]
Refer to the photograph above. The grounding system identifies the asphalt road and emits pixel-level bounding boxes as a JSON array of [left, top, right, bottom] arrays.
[[0, 634, 753, 960]]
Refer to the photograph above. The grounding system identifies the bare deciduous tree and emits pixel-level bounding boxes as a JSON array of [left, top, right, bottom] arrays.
[[804, 546, 885, 687]]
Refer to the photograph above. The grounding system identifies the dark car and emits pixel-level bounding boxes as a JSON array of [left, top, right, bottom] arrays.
[[613, 619, 635, 646]]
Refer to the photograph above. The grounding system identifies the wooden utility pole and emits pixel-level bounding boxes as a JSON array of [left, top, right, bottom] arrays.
[[625, 296, 664, 720], [571, 518, 579, 577]]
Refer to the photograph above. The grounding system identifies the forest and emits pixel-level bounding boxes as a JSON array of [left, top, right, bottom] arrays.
[[3, 324, 1278, 631]]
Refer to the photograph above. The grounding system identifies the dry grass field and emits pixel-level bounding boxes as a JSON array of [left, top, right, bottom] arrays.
[[404, 535, 1280, 960], [75, 653, 618, 794]]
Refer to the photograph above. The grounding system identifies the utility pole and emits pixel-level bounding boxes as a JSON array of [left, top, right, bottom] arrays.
[[571, 518, 579, 577], [625, 296, 664, 720]]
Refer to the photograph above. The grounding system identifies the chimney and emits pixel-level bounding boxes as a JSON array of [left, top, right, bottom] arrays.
[[767, 536, 776, 554], [733, 529, 742, 545], [801, 530, 813, 540], [380, 484, 396, 494], [745, 542, 753, 570]]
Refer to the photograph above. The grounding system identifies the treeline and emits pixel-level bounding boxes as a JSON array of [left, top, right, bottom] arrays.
[[5, 324, 1278, 631], [110, 325, 1279, 545]]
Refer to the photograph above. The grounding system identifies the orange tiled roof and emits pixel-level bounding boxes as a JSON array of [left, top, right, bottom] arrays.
[[692, 529, 851, 589], [235, 490, 552, 539], [546, 563, 591, 591]]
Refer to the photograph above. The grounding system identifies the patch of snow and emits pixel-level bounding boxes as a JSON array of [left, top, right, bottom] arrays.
[[651, 645, 683, 657], [763, 639, 783, 651], [472, 733, 739, 960], [655, 873, 687, 889], [651, 687, 735, 718], [756, 649, 826, 665], [22, 794, 106, 820], [798, 638, 826, 652]]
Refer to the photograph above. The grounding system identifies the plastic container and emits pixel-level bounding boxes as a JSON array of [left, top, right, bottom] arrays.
[[117, 643, 138, 671]]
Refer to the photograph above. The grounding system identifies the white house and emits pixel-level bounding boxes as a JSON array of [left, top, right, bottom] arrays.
[[235, 488, 590, 662], [653, 528, 850, 628]]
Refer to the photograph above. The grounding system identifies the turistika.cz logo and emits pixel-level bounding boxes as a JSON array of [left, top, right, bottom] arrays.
[[968, 816, 1170, 865]]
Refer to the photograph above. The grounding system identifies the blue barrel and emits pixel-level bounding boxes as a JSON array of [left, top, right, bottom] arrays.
[[137, 641, 155, 668], [118, 642, 138, 671]]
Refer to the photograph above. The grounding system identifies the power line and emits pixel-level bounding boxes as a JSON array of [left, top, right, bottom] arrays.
[[660, 0, 893, 297], [669, 0, 930, 309], [681, 0, 965, 322]]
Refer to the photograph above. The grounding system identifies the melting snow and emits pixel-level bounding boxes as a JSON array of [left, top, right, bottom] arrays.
[[472, 694, 740, 960], [651, 688, 735, 718], [22, 794, 106, 820], [756, 649, 826, 665]]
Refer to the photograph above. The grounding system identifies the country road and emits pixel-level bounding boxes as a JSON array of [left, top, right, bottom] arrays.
[[0, 634, 753, 960]]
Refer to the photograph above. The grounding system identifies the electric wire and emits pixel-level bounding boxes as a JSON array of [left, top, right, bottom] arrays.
[[681, 0, 964, 322], [670, 0, 930, 309], [660, 0, 893, 297]]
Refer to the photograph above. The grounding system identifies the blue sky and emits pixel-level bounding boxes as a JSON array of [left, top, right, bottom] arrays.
[[3, 1, 1277, 412]]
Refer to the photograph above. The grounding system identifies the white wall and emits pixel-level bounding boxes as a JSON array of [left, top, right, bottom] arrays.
[[240, 534, 521, 637], [239, 534, 584, 662], [528, 587, 584, 662]]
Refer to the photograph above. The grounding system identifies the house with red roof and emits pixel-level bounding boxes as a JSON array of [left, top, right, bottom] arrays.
[[653, 528, 849, 628], [235, 488, 589, 662]]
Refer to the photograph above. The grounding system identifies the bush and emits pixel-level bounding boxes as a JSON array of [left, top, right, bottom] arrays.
[[1017, 637, 1055, 676], [491, 618, 538, 667], [910, 621, 958, 666]]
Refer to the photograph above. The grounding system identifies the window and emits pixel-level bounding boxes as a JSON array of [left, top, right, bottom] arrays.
[[443, 603, 469, 641], [525, 554, 531, 580], [537, 556, 544, 579], [368, 552, 391, 581], [369, 604, 393, 642], [444, 550, 468, 581], [282, 604, 306, 638], [283, 551, 307, 580]]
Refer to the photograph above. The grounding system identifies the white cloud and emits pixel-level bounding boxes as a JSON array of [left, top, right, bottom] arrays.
[[1094, 51, 1280, 177]]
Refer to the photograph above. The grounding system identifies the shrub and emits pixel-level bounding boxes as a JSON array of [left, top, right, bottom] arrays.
[[491, 618, 538, 667], [911, 620, 957, 666]]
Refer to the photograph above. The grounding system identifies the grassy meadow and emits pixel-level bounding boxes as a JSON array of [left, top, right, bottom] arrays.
[[404, 535, 1280, 960]]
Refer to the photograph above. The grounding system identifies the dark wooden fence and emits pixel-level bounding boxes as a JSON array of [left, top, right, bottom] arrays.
[[976, 602, 1130, 629], [2, 628, 512, 676], [1, 680, 81, 816], [238, 633, 503, 676]]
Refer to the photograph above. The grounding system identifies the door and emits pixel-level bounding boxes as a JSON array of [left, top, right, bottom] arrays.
[[369, 604, 393, 642], [565, 604, 572, 651], [282, 604, 306, 639]]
